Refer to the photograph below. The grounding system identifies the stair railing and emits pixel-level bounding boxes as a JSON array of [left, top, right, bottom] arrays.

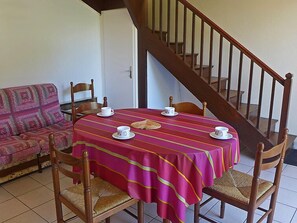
[[148, 0, 292, 144]]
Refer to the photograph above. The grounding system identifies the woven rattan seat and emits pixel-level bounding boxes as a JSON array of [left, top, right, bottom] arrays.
[[209, 169, 273, 204], [195, 129, 288, 223]]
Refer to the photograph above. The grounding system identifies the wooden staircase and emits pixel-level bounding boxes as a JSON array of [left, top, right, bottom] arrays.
[[81, 0, 295, 155], [152, 28, 295, 153]]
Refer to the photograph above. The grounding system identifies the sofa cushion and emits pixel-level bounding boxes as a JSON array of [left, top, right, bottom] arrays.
[[35, 84, 64, 125], [21, 120, 73, 154], [0, 90, 19, 138], [4, 85, 47, 133], [0, 136, 40, 167]]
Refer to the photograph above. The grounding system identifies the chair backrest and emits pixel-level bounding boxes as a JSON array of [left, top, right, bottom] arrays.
[[49, 133, 93, 221], [169, 96, 207, 116], [72, 100, 107, 123], [250, 129, 288, 204], [70, 79, 95, 104]]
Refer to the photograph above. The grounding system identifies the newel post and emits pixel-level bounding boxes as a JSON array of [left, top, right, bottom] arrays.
[[278, 73, 292, 144]]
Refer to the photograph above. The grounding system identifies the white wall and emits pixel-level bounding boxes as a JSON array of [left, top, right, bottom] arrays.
[[189, 0, 297, 135], [0, 0, 103, 103]]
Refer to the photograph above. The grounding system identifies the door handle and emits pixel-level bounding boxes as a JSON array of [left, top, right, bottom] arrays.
[[125, 66, 132, 79]]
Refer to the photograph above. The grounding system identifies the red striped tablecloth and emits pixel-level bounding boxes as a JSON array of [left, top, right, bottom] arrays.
[[72, 108, 240, 223]]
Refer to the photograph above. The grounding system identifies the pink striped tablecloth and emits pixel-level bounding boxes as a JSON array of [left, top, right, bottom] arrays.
[[72, 108, 240, 223]]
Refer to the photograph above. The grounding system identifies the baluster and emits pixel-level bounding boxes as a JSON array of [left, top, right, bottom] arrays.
[[182, 5, 187, 61], [236, 52, 243, 110], [256, 69, 265, 129], [152, 0, 156, 33], [267, 79, 276, 138], [167, 0, 171, 47], [246, 61, 254, 119], [191, 13, 196, 69], [199, 20, 204, 75], [208, 28, 213, 84], [217, 35, 223, 92], [278, 73, 292, 143], [227, 43, 233, 101], [159, 0, 163, 41], [174, 0, 179, 53]]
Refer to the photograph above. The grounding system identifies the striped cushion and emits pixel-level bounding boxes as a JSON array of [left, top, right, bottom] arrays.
[[0, 136, 40, 166], [0, 90, 19, 138], [4, 85, 47, 133], [35, 84, 64, 125], [20, 121, 73, 153]]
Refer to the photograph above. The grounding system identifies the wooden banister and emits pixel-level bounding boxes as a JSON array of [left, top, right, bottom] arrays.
[[176, 0, 285, 84]]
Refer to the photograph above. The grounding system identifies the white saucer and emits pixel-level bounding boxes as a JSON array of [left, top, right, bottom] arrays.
[[209, 132, 233, 140], [97, 111, 114, 117], [112, 132, 135, 140], [161, 111, 178, 117]]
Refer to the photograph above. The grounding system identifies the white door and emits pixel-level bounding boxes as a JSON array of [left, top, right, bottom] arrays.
[[102, 8, 137, 109]]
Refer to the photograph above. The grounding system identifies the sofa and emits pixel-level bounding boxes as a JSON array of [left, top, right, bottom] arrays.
[[0, 83, 73, 183]]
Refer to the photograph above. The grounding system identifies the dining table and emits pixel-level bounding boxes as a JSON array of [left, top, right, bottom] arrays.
[[72, 108, 240, 223]]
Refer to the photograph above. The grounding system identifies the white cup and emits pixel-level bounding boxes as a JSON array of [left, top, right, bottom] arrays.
[[101, 107, 114, 116], [215, 126, 229, 138], [117, 126, 130, 138], [164, 106, 175, 115]]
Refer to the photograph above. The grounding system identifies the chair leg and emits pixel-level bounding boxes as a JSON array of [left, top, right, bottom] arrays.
[[37, 153, 42, 173], [267, 193, 278, 223], [138, 201, 144, 223], [220, 201, 225, 218], [105, 217, 111, 223], [163, 219, 170, 223], [246, 209, 255, 223], [194, 203, 200, 223], [54, 201, 64, 223]]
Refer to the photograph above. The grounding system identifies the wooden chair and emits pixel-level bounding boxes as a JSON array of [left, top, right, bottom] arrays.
[[70, 79, 96, 105], [71, 99, 107, 124], [194, 129, 288, 223], [169, 96, 207, 116], [70, 79, 107, 123], [49, 133, 144, 223]]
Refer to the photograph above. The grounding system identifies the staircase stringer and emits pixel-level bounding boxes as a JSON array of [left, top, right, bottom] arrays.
[[141, 27, 274, 153]]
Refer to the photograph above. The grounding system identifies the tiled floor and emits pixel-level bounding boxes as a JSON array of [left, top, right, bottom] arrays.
[[1, 150, 297, 223]]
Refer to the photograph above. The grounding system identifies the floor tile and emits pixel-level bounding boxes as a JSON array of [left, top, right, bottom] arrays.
[[29, 167, 54, 185], [276, 188, 297, 208], [4, 210, 47, 223], [203, 202, 246, 223], [256, 199, 296, 223], [17, 186, 54, 209], [239, 151, 255, 167], [2, 176, 42, 197], [45, 177, 74, 191], [148, 218, 162, 223], [282, 165, 297, 179], [233, 163, 253, 173], [0, 186, 13, 203], [290, 210, 297, 223], [33, 199, 71, 222], [0, 198, 29, 222], [279, 175, 297, 192]]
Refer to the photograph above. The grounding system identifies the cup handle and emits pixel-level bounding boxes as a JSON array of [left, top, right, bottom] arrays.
[[111, 109, 114, 113]]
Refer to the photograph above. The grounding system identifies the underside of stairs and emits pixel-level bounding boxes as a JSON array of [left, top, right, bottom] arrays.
[[81, 0, 295, 155]]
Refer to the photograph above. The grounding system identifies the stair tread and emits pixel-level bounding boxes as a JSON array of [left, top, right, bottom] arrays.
[[220, 89, 244, 98], [269, 132, 296, 149], [249, 117, 278, 133], [194, 64, 213, 69], [237, 103, 258, 115], [178, 53, 199, 56], [169, 42, 184, 45], [202, 76, 228, 84]]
